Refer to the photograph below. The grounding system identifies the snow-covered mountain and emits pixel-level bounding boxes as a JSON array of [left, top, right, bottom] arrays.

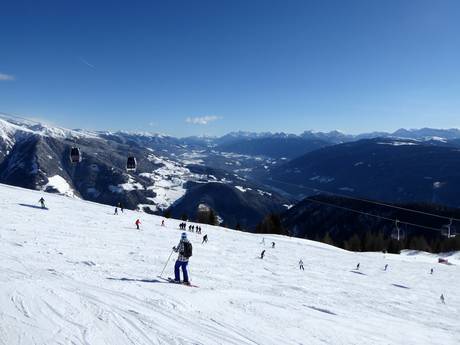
[[0, 117, 288, 229], [0, 183, 458, 344], [3, 115, 460, 227]]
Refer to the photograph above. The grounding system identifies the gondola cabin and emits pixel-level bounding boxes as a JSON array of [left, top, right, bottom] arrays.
[[70, 147, 82, 164], [126, 156, 137, 172]]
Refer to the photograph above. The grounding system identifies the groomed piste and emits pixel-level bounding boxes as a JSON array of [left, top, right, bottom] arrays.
[[0, 183, 458, 345]]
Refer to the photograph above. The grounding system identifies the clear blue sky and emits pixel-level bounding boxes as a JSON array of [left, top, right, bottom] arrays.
[[1, 0, 459, 137]]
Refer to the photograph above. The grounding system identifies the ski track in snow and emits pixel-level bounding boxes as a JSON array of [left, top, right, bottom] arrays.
[[0, 183, 459, 344]]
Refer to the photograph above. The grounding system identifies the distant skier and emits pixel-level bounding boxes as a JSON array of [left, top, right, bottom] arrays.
[[118, 202, 124, 213], [172, 232, 192, 285], [114, 207, 118, 215], [261, 237, 265, 245], [356, 263, 360, 270], [38, 197, 46, 209], [430, 268, 434, 275], [384, 264, 388, 271], [135, 219, 141, 230], [260, 250, 266, 259], [299, 259, 304, 270], [202, 234, 208, 244], [440, 294, 445, 304], [161, 220, 165, 227], [271, 242, 275, 249]]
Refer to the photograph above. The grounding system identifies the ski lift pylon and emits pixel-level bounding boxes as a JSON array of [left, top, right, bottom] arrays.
[[441, 219, 456, 238], [391, 219, 404, 241]]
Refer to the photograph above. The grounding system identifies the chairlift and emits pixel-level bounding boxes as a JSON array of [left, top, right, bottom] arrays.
[[126, 156, 137, 172], [70, 147, 82, 164]]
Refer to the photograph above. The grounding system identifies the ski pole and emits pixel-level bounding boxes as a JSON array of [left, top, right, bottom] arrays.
[[159, 249, 174, 278]]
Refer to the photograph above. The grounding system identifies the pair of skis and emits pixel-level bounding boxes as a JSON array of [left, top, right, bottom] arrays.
[[158, 276, 198, 288]]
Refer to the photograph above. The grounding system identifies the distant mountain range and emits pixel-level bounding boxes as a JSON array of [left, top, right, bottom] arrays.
[[2, 114, 460, 231], [185, 127, 460, 147], [263, 137, 460, 207]]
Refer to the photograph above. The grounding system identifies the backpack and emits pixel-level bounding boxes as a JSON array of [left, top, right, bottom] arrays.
[[182, 242, 193, 258]]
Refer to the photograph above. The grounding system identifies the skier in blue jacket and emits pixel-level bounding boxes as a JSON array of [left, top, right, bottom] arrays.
[[173, 233, 192, 285]]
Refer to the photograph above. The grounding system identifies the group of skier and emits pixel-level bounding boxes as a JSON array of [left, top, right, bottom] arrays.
[[178, 223, 202, 234], [114, 202, 124, 215], [34, 196, 450, 300]]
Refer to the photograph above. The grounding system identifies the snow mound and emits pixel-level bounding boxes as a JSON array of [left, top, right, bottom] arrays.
[[0, 183, 458, 345]]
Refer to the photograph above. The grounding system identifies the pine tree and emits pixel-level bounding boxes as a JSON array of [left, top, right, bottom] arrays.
[[322, 232, 334, 246], [387, 239, 402, 254], [345, 234, 362, 252], [255, 213, 287, 235], [208, 209, 218, 225]]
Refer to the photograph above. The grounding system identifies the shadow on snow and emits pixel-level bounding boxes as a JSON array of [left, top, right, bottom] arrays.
[[349, 270, 367, 276], [106, 277, 165, 284], [392, 284, 411, 289], [18, 203, 48, 210], [306, 305, 337, 316]]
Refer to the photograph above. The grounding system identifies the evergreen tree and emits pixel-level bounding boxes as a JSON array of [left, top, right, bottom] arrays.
[[196, 207, 219, 226], [387, 239, 402, 254], [255, 213, 287, 235], [322, 232, 334, 246], [345, 234, 362, 252], [208, 209, 218, 225]]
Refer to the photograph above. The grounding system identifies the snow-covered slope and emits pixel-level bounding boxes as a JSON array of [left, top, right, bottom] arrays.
[[0, 184, 458, 345]]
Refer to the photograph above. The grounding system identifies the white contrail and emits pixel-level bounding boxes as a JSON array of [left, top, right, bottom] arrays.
[[79, 57, 95, 68]]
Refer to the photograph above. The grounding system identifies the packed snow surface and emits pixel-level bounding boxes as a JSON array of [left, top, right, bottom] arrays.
[[0, 183, 458, 345]]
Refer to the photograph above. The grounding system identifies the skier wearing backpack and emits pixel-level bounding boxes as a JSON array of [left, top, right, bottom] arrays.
[[172, 232, 192, 285]]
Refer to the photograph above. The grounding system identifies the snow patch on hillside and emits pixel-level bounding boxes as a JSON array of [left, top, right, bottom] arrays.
[[235, 185, 251, 193], [377, 141, 419, 146], [43, 175, 77, 197]]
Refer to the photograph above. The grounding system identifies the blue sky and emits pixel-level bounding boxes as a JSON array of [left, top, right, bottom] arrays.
[[1, 0, 459, 137]]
